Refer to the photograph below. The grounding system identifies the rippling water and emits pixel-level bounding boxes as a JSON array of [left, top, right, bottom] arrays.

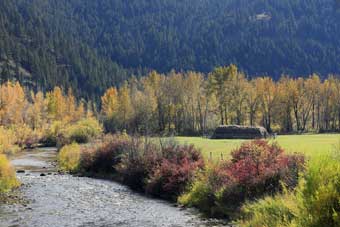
[[0, 149, 229, 227]]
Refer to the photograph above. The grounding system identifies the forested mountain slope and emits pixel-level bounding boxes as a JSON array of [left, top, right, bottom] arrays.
[[0, 0, 339, 97], [0, 0, 131, 99]]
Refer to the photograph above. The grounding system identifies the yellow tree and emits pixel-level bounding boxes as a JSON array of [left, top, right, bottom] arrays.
[[46, 87, 67, 122], [330, 76, 340, 130], [256, 77, 278, 132], [166, 72, 186, 133], [131, 78, 158, 133], [208, 64, 238, 125], [305, 74, 321, 130], [295, 78, 314, 132], [324, 76, 340, 131], [145, 71, 169, 132], [117, 82, 133, 130], [320, 78, 334, 130], [0, 81, 26, 125], [26, 91, 47, 130], [245, 80, 260, 126], [65, 88, 79, 122], [229, 71, 248, 125], [277, 76, 294, 132], [101, 87, 118, 117]]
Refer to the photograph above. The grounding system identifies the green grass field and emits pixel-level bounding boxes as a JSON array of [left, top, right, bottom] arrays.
[[175, 134, 340, 160]]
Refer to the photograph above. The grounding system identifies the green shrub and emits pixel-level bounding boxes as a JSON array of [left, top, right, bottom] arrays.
[[294, 156, 340, 227], [66, 118, 102, 144], [0, 154, 20, 193], [178, 162, 232, 216], [58, 143, 81, 172], [42, 118, 102, 146], [41, 121, 66, 146]]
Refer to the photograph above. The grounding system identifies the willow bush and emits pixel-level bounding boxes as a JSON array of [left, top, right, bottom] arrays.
[[58, 143, 81, 172]]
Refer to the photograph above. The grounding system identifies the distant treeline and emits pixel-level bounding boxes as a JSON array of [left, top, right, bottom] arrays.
[[101, 65, 340, 135], [2, 64, 340, 135]]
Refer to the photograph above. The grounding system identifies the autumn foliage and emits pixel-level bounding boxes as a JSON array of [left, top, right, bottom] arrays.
[[0, 154, 20, 193], [100, 66, 340, 135], [0, 81, 101, 149], [78, 136, 204, 199], [228, 140, 303, 191], [145, 144, 204, 199], [240, 154, 340, 227], [58, 143, 81, 172], [0, 81, 102, 195], [179, 140, 304, 218], [80, 135, 130, 174]]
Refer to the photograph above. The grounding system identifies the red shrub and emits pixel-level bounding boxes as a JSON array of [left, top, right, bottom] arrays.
[[117, 139, 162, 190], [80, 135, 130, 173], [228, 140, 304, 191], [180, 140, 305, 218], [229, 140, 285, 186], [79, 136, 205, 201], [146, 145, 204, 199], [217, 140, 305, 213]]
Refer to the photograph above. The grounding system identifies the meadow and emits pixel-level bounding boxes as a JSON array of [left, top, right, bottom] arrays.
[[175, 133, 340, 160]]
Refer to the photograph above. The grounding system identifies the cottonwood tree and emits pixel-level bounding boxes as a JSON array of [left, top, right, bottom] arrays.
[[0, 82, 26, 125], [208, 64, 238, 125], [117, 82, 134, 130], [256, 77, 278, 132], [101, 87, 119, 118], [97, 67, 340, 135], [245, 80, 260, 126]]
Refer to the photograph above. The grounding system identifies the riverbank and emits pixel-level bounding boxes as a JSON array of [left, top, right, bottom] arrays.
[[0, 148, 228, 227]]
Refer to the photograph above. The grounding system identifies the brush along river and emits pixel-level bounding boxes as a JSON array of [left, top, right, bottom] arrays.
[[0, 148, 228, 227]]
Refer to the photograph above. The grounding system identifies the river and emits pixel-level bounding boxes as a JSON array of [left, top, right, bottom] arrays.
[[0, 148, 228, 227]]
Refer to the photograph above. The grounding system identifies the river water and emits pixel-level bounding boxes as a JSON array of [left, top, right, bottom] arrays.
[[0, 148, 228, 227]]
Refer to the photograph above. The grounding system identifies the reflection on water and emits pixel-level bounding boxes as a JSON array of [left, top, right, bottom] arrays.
[[0, 148, 229, 227]]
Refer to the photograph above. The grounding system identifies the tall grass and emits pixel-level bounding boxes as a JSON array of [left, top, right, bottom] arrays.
[[240, 193, 297, 227]]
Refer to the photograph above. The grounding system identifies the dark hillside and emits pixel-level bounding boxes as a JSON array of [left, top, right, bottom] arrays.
[[1, 0, 339, 97]]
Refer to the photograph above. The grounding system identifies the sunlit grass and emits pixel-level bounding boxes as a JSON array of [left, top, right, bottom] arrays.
[[174, 134, 340, 160]]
